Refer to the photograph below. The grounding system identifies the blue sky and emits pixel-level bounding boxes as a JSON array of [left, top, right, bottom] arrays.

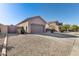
[[0, 3, 79, 25]]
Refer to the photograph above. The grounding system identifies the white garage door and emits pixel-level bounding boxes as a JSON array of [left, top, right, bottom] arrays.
[[31, 24, 44, 33]]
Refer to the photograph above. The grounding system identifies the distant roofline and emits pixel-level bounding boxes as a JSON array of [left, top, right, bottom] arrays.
[[48, 21, 62, 23], [16, 16, 47, 25], [48, 21, 63, 25], [48, 21, 58, 23]]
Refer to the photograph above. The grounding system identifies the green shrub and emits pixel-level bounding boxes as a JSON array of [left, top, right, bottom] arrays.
[[70, 25, 79, 31], [60, 26, 65, 32], [21, 27, 25, 34]]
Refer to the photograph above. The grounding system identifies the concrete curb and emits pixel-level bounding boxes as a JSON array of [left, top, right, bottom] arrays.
[[1, 34, 8, 56]]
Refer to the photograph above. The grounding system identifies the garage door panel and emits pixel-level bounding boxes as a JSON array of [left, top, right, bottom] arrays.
[[31, 24, 44, 33]]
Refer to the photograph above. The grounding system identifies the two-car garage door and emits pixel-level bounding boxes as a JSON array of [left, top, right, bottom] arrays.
[[31, 24, 44, 33]]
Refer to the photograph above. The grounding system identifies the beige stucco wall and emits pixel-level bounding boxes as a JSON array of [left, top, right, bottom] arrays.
[[45, 24, 49, 29], [0, 25, 8, 34], [17, 21, 28, 27], [17, 27, 22, 34], [30, 17, 46, 25], [17, 21, 31, 33]]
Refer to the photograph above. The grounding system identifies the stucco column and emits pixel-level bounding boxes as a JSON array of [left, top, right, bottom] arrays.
[[27, 24, 31, 33]]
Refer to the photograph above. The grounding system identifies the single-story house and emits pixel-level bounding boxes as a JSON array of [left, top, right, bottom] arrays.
[[16, 16, 47, 33]]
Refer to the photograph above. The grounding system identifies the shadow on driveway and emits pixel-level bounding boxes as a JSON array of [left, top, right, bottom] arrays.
[[32, 33, 77, 55], [34, 32, 79, 38]]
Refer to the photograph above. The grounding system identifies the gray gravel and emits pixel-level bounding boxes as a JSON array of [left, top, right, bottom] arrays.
[[7, 34, 76, 56]]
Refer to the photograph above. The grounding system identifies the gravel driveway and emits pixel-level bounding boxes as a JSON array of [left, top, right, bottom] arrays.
[[0, 39, 3, 55], [7, 34, 77, 56]]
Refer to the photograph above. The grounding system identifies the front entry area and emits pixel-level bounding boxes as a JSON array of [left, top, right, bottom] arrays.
[[31, 24, 44, 33]]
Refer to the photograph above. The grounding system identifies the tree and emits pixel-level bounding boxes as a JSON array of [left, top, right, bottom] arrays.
[[64, 24, 70, 31], [70, 25, 79, 31], [60, 24, 70, 32], [60, 25, 66, 32]]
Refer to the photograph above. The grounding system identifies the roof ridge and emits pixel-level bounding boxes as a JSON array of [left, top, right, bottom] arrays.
[[16, 16, 47, 25]]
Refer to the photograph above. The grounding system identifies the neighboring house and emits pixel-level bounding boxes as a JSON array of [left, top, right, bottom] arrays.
[[0, 24, 17, 34], [8, 25, 17, 33], [16, 16, 47, 33], [46, 21, 62, 32]]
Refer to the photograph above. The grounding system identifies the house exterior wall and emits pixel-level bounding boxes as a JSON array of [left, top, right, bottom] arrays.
[[16, 26, 22, 34], [8, 25, 17, 33], [17, 21, 31, 33], [45, 24, 49, 29], [1, 25, 8, 34], [30, 17, 46, 25], [30, 17, 46, 32]]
